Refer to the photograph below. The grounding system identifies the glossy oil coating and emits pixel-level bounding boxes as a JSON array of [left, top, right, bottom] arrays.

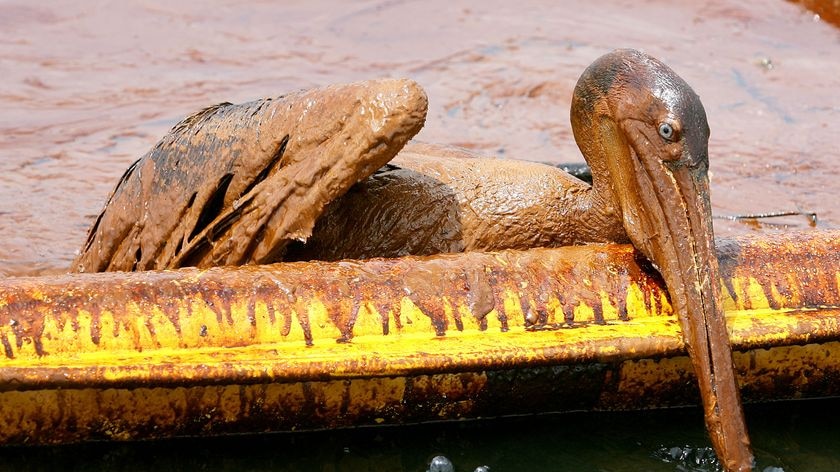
[[287, 143, 627, 261], [571, 50, 751, 470], [72, 78, 427, 271]]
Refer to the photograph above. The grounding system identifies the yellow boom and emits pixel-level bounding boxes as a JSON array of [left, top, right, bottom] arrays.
[[1, 231, 839, 445]]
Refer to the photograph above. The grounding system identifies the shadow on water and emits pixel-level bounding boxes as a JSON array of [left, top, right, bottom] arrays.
[[1, 397, 838, 472]]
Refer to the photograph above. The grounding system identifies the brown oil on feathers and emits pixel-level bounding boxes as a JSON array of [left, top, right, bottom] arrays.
[[73, 78, 428, 272], [286, 142, 629, 262]]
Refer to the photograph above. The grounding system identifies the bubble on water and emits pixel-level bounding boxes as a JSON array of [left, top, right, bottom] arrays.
[[427, 455, 454, 472], [474, 466, 491, 472], [653, 445, 722, 471]]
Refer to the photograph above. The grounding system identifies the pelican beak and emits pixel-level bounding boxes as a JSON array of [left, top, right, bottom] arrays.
[[606, 116, 754, 471]]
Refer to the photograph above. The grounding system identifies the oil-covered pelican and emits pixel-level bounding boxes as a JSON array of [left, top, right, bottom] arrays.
[[288, 49, 754, 471], [570, 49, 753, 471], [75, 49, 752, 470]]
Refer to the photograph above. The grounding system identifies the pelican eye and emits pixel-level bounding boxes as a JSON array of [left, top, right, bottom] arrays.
[[658, 122, 675, 141]]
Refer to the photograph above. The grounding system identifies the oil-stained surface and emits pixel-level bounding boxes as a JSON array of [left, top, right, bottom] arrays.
[[0, 242, 671, 368], [792, 0, 840, 27], [1, 343, 839, 446], [2, 0, 840, 276], [72, 79, 427, 272], [0, 231, 839, 444], [286, 143, 625, 261], [718, 230, 840, 312]]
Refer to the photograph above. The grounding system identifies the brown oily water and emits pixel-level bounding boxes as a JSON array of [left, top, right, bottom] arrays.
[[1, 0, 840, 277]]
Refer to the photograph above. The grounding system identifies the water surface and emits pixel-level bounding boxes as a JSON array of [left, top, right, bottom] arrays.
[[2, 0, 839, 275], [1, 398, 838, 471]]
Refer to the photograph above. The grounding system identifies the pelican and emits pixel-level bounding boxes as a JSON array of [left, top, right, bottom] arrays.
[[289, 49, 754, 471], [75, 49, 753, 471]]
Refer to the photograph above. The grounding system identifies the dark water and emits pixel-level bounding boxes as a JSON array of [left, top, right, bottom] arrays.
[[1, 398, 838, 472]]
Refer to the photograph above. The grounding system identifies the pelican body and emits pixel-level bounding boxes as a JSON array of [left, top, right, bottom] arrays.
[[289, 50, 754, 471], [76, 50, 753, 471]]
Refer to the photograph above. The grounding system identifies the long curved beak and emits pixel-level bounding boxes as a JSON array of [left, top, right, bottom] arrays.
[[609, 120, 754, 471]]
